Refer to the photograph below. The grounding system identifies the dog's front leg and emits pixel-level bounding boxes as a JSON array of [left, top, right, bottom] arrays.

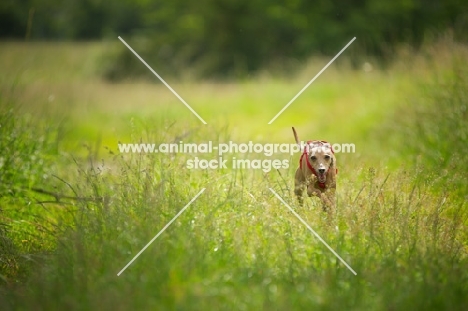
[[294, 182, 305, 206], [306, 184, 322, 199], [320, 189, 336, 213], [294, 168, 306, 206]]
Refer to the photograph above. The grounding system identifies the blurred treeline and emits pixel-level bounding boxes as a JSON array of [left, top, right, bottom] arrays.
[[2, 0, 467, 79]]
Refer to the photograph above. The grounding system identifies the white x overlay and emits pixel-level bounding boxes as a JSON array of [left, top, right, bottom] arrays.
[[118, 36, 207, 124], [116, 35, 358, 277], [117, 188, 206, 276], [269, 188, 357, 275], [268, 37, 356, 124]]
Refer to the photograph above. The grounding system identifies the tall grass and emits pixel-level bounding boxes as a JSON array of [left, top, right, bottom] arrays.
[[0, 96, 61, 283], [2, 136, 466, 310], [379, 39, 468, 197], [0, 39, 467, 310]]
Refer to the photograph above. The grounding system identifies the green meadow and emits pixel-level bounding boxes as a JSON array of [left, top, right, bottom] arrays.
[[1, 38, 467, 310]]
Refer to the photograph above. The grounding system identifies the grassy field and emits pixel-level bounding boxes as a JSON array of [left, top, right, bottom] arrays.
[[0, 38, 467, 310]]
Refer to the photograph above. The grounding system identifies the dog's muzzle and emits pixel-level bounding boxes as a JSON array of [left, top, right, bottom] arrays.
[[317, 169, 327, 183]]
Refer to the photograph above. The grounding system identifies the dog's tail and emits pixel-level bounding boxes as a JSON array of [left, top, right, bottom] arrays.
[[292, 127, 300, 147]]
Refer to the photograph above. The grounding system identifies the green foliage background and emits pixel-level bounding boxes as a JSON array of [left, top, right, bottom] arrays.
[[2, 0, 468, 77]]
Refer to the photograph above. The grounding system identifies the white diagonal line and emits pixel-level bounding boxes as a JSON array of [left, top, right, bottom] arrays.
[[117, 188, 206, 276], [118, 36, 207, 125], [269, 188, 357, 275], [268, 37, 356, 124]]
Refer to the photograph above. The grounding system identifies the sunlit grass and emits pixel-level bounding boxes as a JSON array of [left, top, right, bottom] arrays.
[[0, 41, 421, 152]]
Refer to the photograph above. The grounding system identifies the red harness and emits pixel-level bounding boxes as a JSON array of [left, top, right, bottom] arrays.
[[299, 140, 337, 189]]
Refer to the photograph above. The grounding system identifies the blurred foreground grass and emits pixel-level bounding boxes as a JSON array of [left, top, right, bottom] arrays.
[[0, 39, 467, 310]]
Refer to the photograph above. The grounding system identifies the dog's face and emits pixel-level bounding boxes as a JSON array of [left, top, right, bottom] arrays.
[[307, 143, 335, 183]]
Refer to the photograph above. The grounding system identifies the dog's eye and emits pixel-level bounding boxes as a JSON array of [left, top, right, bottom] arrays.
[[310, 156, 317, 161], [325, 155, 331, 160]]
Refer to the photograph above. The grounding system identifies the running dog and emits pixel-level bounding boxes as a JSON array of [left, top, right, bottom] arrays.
[[292, 127, 337, 211]]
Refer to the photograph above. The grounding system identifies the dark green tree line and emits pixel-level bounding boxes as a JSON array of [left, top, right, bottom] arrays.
[[1, 0, 467, 78]]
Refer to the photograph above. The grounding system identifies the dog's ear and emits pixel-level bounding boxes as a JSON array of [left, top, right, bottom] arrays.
[[330, 157, 334, 167]]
